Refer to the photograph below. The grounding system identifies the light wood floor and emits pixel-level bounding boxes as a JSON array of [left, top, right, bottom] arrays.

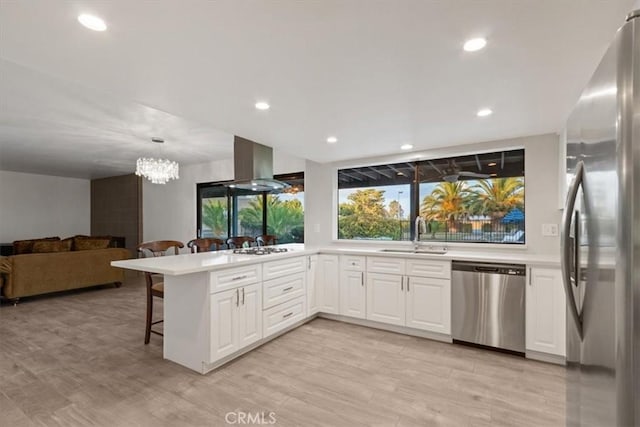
[[0, 277, 567, 426]]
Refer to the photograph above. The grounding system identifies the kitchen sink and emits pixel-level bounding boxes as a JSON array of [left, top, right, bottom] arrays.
[[379, 248, 448, 255]]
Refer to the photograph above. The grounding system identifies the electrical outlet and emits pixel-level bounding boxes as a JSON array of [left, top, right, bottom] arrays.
[[542, 223, 559, 236]]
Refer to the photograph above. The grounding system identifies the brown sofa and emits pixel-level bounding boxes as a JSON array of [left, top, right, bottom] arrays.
[[0, 248, 131, 301]]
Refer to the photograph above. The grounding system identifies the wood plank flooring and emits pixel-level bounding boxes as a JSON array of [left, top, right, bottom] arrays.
[[0, 277, 567, 426]]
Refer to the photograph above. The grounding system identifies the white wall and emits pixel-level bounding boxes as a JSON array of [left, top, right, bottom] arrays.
[[0, 171, 90, 242], [143, 150, 306, 248], [304, 133, 562, 257]]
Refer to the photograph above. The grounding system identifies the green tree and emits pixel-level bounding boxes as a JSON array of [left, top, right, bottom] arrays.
[[238, 195, 304, 243], [420, 181, 469, 231], [468, 178, 524, 219], [388, 200, 404, 219], [202, 199, 228, 237], [338, 189, 402, 239]]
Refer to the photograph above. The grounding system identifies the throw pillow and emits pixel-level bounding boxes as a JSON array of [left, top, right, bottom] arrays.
[[32, 240, 70, 253], [60, 237, 73, 251], [74, 238, 110, 251], [13, 236, 60, 254]]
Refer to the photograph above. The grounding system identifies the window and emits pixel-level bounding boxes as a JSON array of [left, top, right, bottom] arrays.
[[337, 150, 525, 244], [197, 172, 304, 245]]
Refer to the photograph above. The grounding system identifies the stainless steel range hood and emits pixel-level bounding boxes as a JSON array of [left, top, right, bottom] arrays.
[[227, 136, 290, 192]]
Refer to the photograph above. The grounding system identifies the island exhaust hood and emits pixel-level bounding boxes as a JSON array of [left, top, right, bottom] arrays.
[[227, 136, 290, 192]]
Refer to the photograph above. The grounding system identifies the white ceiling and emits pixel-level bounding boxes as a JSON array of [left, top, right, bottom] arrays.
[[0, 0, 635, 179]]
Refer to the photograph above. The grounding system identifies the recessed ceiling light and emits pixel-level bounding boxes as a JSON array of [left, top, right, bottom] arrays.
[[400, 144, 413, 150], [477, 108, 493, 117], [327, 136, 338, 144], [463, 37, 487, 52], [488, 162, 497, 167], [255, 102, 270, 110], [78, 14, 107, 31]]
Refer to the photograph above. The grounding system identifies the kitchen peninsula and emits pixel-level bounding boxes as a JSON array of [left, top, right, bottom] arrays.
[[112, 243, 565, 374]]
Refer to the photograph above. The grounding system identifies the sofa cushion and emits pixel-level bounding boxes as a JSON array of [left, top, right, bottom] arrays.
[[74, 237, 110, 251], [13, 236, 60, 254], [32, 240, 71, 253]]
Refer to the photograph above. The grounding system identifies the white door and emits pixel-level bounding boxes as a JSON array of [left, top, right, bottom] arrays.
[[210, 288, 239, 361], [405, 276, 451, 334], [526, 267, 566, 356], [366, 273, 405, 326], [307, 255, 319, 315], [318, 255, 340, 314], [238, 284, 262, 348], [340, 270, 366, 319]]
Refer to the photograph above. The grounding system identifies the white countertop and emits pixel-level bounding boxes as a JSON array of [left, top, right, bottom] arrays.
[[112, 243, 560, 276]]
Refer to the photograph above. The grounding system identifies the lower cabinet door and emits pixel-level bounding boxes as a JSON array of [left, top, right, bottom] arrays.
[[405, 276, 451, 334], [318, 255, 340, 314], [366, 273, 405, 326], [307, 256, 319, 316], [210, 288, 239, 361], [526, 267, 566, 356], [238, 284, 262, 348], [340, 270, 366, 319]]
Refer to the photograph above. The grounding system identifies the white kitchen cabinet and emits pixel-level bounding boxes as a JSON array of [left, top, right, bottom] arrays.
[[210, 283, 262, 363], [306, 255, 319, 316], [318, 254, 340, 314], [366, 259, 451, 335], [340, 269, 366, 319], [526, 267, 566, 357], [405, 275, 451, 334], [366, 272, 405, 326]]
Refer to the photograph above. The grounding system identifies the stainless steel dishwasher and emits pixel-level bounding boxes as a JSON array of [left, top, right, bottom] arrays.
[[451, 261, 526, 353]]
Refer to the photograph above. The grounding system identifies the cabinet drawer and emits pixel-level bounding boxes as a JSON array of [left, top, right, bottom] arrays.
[[340, 255, 366, 271], [210, 265, 262, 293], [367, 256, 406, 275], [406, 259, 451, 280], [263, 272, 306, 310], [263, 296, 306, 338], [263, 256, 306, 281]]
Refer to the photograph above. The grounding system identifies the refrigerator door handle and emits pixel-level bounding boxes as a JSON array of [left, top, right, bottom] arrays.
[[561, 160, 584, 340]]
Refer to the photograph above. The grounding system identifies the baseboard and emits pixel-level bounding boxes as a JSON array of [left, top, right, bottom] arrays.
[[525, 349, 566, 366], [317, 313, 453, 343]]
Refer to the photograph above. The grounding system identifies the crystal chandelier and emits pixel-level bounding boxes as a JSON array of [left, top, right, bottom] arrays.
[[135, 138, 179, 184]]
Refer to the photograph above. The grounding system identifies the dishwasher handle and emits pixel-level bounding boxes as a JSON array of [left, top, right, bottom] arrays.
[[474, 266, 500, 273]]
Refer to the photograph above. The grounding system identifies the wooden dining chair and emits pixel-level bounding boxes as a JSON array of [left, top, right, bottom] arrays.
[[136, 240, 184, 344], [255, 234, 277, 246], [187, 238, 224, 253], [226, 236, 255, 249]]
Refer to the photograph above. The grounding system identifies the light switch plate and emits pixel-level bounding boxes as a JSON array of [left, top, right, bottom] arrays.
[[542, 223, 559, 236]]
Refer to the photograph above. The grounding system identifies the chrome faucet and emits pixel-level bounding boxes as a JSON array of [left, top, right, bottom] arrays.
[[413, 216, 426, 249]]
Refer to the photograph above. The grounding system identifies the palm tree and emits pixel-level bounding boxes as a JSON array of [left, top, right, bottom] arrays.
[[202, 199, 228, 237], [468, 178, 524, 219], [420, 181, 469, 231], [238, 195, 304, 243]]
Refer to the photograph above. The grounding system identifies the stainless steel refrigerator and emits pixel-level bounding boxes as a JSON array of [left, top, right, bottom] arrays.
[[563, 9, 639, 427]]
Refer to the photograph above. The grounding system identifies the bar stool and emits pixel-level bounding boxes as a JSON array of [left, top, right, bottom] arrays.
[[187, 238, 224, 253], [226, 236, 255, 249], [255, 234, 277, 246], [136, 240, 184, 344]]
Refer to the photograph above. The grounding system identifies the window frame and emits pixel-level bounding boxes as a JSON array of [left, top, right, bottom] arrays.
[[196, 172, 304, 244], [335, 149, 526, 246]]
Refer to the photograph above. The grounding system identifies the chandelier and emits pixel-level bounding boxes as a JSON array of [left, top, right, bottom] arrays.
[[135, 138, 179, 184]]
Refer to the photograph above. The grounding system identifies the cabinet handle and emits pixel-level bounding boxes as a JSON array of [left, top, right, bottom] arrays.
[[529, 268, 532, 286], [308, 257, 311, 270], [232, 275, 248, 281], [361, 271, 364, 286], [236, 288, 239, 306], [401, 276, 404, 291], [282, 286, 293, 293], [283, 312, 293, 319], [242, 287, 245, 305], [407, 276, 410, 292]]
